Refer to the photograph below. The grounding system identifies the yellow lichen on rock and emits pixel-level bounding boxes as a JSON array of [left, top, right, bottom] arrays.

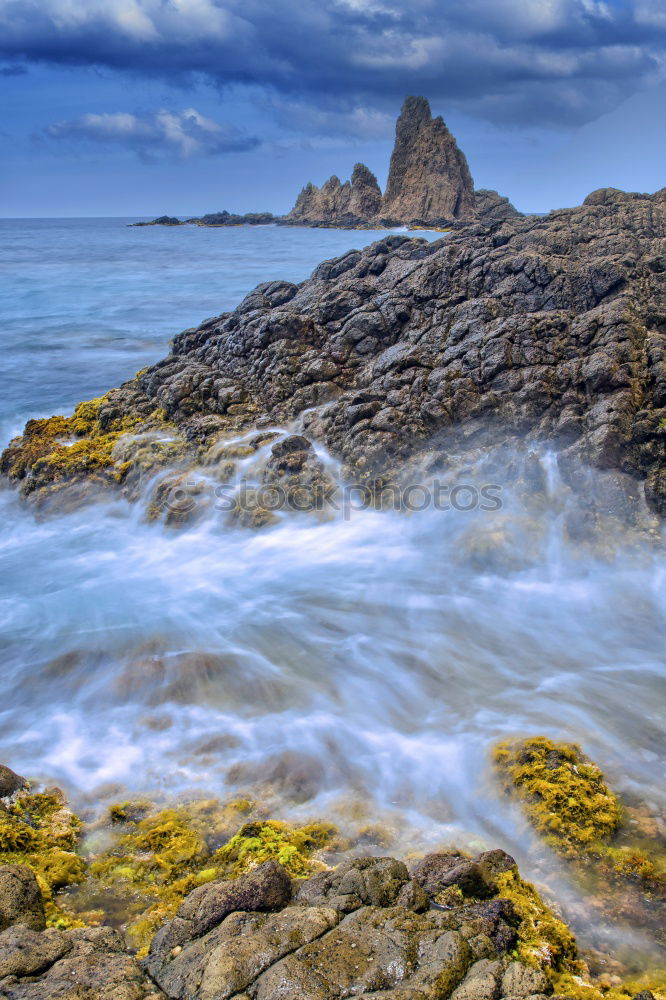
[[0, 393, 183, 500], [0, 789, 86, 928], [83, 803, 337, 955], [494, 736, 622, 856], [214, 819, 337, 878], [495, 866, 577, 970]]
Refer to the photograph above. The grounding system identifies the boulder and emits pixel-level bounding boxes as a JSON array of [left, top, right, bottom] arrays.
[[0, 768, 27, 799], [175, 859, 292, 935], [501, 960, 552, 996], [0, 867, 45, 933], [0, 926, 157, 999], [146, 855, 526, 1000], [475, 189, 522, 223]]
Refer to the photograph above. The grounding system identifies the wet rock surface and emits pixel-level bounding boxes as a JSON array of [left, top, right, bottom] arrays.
[[145, 853, 544, 1000], [0, 868, 45, 934], [0, 926, 160, 999], [79, 186, 666, 517], [0, 770, 27, 801]]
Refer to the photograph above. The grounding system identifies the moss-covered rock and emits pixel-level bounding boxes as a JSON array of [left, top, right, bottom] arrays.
[[494, 736, 666, 961], [494, 736, 622, 856], [495, 865, 577, 969], [0, 391, 187, 503], [0, 789, 86, 929], [214, 819, 337, 878], [81, 803, 338, 955]]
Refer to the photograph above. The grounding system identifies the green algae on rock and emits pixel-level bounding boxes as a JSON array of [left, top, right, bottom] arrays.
[[493, 736, 622, 856], [494, 736, 666, 957], [494, 865, 577, 969], [0, 388, 189, 505], [0, 788, 86, 929], [82, 802, 338, 955]]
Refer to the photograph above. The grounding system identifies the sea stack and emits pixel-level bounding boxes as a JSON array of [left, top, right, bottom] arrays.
[[381, 96, 476, 224]]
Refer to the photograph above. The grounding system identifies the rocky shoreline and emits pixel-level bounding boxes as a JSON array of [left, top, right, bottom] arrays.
[[4, 186, 665, 527], [1, 738, 664, 999]]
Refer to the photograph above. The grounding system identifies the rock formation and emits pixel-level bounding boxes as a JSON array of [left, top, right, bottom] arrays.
[[381, 96, 476, 224], [474, 189, 522, 223], [284, 96, 488, 228], [0, 850, 568, 1000], [3, 188, 665, 520], [287, 163, 382, 226], [144, 852, 551, 1000], [136, 96, 521, 230]]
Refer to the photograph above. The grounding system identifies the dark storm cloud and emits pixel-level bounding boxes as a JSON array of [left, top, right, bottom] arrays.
[[0, 63, 27, 75], [1, 0, 665, 128], [45, 108, 260, 160]]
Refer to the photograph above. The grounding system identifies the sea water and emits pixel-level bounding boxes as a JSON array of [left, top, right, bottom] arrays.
[[1, 217, 664, 961]]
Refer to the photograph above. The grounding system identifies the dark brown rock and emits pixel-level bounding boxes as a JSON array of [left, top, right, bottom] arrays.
[[411, 853, 468, 893], [0, 867, 45, 934], [176, 859, 292, 935], [0, 768, 27, 800], [475, 189, 522, 223], [5, 189, 665, 520], [0, 926, 156, 999], [295, 856, 410, 912]]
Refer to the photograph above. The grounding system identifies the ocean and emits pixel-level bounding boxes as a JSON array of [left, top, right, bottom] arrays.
[[1, 217, 665, 962]]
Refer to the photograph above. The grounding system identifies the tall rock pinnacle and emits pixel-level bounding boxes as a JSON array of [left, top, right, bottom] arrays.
[[381, 96, 476, 223]]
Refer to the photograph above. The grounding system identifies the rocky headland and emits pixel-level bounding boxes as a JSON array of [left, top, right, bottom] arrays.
[[7, 185, 665, 529], [132, 96, 522, 230]]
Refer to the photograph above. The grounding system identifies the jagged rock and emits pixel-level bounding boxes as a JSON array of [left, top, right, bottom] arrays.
[[349, 163, 383, 219], [5, 189, 666, 519], [411, 850, 514, 900], [287, 163, 382, 226], [0, 868, 45, 934], [475, 189, 523, 223], [0, 769, 27, 800], [145, 854, 531, 1000], [294, 856, 410, 911], [0, 926, 158, 999], [410, 853, 468, 893], [381, 97, 476, 224]]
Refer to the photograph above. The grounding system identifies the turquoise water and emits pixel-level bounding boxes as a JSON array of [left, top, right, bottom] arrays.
[[1, 220, 665, 964]]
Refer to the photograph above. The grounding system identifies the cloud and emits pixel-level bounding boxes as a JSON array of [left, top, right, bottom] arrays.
[[45, 107, 260, 159], [264, 97, 395, 139], [1, 0, 665, 128], [0, 62, 27, 75]]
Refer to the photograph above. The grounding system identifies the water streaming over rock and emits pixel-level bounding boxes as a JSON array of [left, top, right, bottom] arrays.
[[1, 218, 664, 968]]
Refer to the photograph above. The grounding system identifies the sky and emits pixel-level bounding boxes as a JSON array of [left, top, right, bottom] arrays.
[[1, 0, 665, 217]]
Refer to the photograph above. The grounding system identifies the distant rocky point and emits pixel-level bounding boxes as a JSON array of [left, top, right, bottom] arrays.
[[131, 96, 521, 231]]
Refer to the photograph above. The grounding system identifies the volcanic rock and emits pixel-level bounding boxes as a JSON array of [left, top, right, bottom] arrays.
[[5, 188, 666, 519], [287, 163, 382, 227], [381, 96, 476, 224]]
